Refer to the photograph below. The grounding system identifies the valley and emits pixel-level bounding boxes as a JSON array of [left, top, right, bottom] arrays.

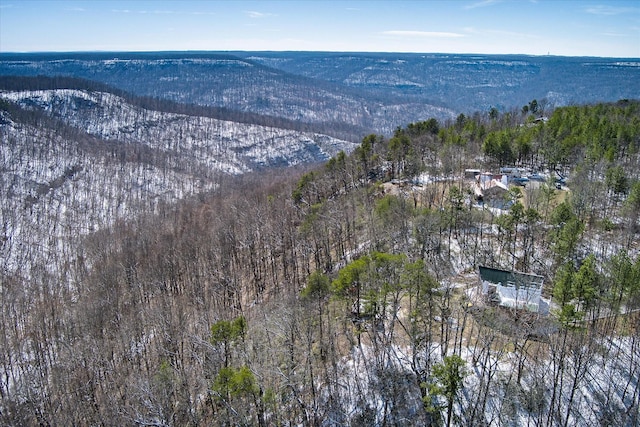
[[2, 51, 639, 138], [0, 54, 639, 426]]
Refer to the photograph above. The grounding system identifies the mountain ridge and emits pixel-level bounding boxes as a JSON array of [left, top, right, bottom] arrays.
[[0, 85, 356, 278], [2, 51, 638, 139]]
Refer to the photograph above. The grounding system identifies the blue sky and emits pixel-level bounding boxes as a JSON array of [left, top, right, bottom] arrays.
[[1, 1, 638, 57]]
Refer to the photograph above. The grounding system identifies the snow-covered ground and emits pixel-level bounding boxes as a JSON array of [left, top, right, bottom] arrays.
[[0, 89, 357, 278], [1, 89, 357, 173], [332, 314, 638, 426]]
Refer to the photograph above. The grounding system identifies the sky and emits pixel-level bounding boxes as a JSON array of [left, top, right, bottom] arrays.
[[1, 0, 639, 58]]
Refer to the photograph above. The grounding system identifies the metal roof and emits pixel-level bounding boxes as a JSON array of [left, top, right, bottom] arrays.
[[478, 266, 544, 291]]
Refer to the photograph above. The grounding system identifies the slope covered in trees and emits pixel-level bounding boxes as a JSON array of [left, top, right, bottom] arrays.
[[3, 52, 639, 139], [0, 75, 358, 140], [0, 83, 356, 281], [1, 96, 639, 425]]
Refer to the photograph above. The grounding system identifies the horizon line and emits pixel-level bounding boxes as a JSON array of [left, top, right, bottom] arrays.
[[1, 49, 638, 60]]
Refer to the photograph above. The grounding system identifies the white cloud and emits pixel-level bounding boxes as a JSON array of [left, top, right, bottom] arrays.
[[464, 0, 503, 10], [585, 5, 638, 16], [245, 11, 277, 19], [382, 30, 465, 38]]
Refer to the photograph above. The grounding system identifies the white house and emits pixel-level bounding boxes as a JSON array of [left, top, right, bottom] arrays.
[[479, 266, 546, 314]]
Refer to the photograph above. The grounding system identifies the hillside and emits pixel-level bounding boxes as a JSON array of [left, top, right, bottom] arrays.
[[237, 52, 640, 111], [0, 84, 356, 279], [3, 52, 639, 138], [1, 52, 442, 138], [1, 85, 639, 426]]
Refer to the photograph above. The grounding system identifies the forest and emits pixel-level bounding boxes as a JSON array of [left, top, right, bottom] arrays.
[[0, 76, 357, 141], [3, 52, 639, 139], [0, 93, 639, 426]]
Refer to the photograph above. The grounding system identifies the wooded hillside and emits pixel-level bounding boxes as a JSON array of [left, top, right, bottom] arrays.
[[1, 98, 639, 426]]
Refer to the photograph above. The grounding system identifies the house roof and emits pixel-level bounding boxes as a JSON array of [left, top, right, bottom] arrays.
[[479, 266, 543, 292], [497, 286, 540, 308]]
